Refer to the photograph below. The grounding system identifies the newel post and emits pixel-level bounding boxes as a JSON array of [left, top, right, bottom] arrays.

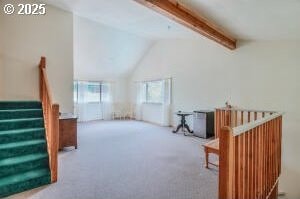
[[39, 57, 46, 100], [51, 103, 59, 182], [219, 126, 234, 199]]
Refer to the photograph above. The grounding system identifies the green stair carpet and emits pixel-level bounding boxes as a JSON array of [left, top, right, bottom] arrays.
[[0, 101, 51, 198]]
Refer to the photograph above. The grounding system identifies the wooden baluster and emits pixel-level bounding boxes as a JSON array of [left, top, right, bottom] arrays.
[[241, 133, 246, 199], [244, 133, 248, 199], [264, 123, 268, 199], [254, 127, 258, 199], [258, 125, 263, 199], [241, 111, 244, 125], [234, 111, 238, 127], [253, 129, 257, 199], [264, 122, 268, 198], [234, 137, 240, 199], [249, 129, 253, 199], [272, 120, 276, 189], [267, 121, 271, 196], [239, 135, 244, 199]]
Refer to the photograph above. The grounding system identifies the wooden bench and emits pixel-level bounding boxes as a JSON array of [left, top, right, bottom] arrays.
[[203, 138, 219, 168]]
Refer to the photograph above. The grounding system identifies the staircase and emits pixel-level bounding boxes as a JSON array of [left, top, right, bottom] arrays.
[[0, 101, 51, 197]]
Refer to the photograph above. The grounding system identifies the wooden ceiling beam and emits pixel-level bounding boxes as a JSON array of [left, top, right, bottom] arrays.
[[134, 0, 237, 50]]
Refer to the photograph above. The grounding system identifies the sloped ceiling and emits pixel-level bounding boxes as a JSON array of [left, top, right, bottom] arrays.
[[43, 0, 300, 79], [175, 0, 300, 41], [43, 0, 300, 40], [42, 0, 200, 39], [73, 16, 153, 80]]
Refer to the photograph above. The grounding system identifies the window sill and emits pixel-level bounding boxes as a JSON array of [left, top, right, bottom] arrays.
[[75, 102, 102, 104]]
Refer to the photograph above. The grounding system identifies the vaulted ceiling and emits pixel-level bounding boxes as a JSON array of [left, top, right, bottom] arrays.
[[43, 0, 300, 41], [42, 0, 300, 78]]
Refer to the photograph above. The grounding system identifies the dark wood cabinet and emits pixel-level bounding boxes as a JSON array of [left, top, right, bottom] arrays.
[[59, 116, 77, 150]]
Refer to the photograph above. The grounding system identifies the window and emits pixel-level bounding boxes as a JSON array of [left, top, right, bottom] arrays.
[[144, 80, 163, 103], [85, 82, 101, 103], [73, 81, 102, 104]]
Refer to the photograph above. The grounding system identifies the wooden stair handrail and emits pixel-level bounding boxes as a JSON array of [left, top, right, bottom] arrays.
[[39, 57, 59, 182]]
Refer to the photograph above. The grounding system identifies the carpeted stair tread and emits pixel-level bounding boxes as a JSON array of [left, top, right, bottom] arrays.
[[0, 169, 50, 198], [0, 101, 41, 110], [0, 127, 45, 135], [0, 118, 44, 131], [0, 109, 41, 111], [0, 128, 45, 144], [0, 117, 43, 123], [0, 139, 46, 150], [0, 168, 50, 187], [0, 109, 43, 120], [0, 153, 48, 167], [0, 153, 49, 178]]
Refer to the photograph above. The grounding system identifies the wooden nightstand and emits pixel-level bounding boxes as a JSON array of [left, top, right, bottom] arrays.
[[59, 115, 77, 150]]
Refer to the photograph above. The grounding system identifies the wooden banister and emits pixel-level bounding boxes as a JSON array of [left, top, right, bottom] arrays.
[[214, 107, 277, 138], [219, 112, 282, 199], [39, 57, 59, 182]]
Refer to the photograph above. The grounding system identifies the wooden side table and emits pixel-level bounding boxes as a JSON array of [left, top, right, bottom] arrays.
[[203, 138, 219, 168], [59, 115, 77, 150]]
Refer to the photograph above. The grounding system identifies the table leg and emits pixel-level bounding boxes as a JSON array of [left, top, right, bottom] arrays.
[[182, 116, 193, 135], [173, 124, 182, 133], [205, 148, 209, 168], [184, 123, 193, 133]]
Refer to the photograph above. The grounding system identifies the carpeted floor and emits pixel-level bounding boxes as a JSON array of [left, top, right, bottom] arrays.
[[6, 121, 218, 199]]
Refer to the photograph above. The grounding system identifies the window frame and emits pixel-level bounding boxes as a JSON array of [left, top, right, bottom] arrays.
[[73, 80, 103, 104]]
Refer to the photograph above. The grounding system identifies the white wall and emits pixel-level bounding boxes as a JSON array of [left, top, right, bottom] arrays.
[[140, 103, 164, 124], [0, 57, 3, 99], [74, 16, 153, 103], [130, 39, 300, 198], [0, 0, 74, 113]]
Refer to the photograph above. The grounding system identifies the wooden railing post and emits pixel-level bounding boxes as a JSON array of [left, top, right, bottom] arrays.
[[219, 126, 235, 199], [51, 104, 59, 182]]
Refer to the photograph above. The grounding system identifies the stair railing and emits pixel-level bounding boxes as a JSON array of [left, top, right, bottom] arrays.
[[218, 108, 283, 199], [39, 57, 59, 182], [215, 107, 276, 138]]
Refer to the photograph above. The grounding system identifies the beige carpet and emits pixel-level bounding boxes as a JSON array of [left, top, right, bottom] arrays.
[[6, 121, 218, 199]]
